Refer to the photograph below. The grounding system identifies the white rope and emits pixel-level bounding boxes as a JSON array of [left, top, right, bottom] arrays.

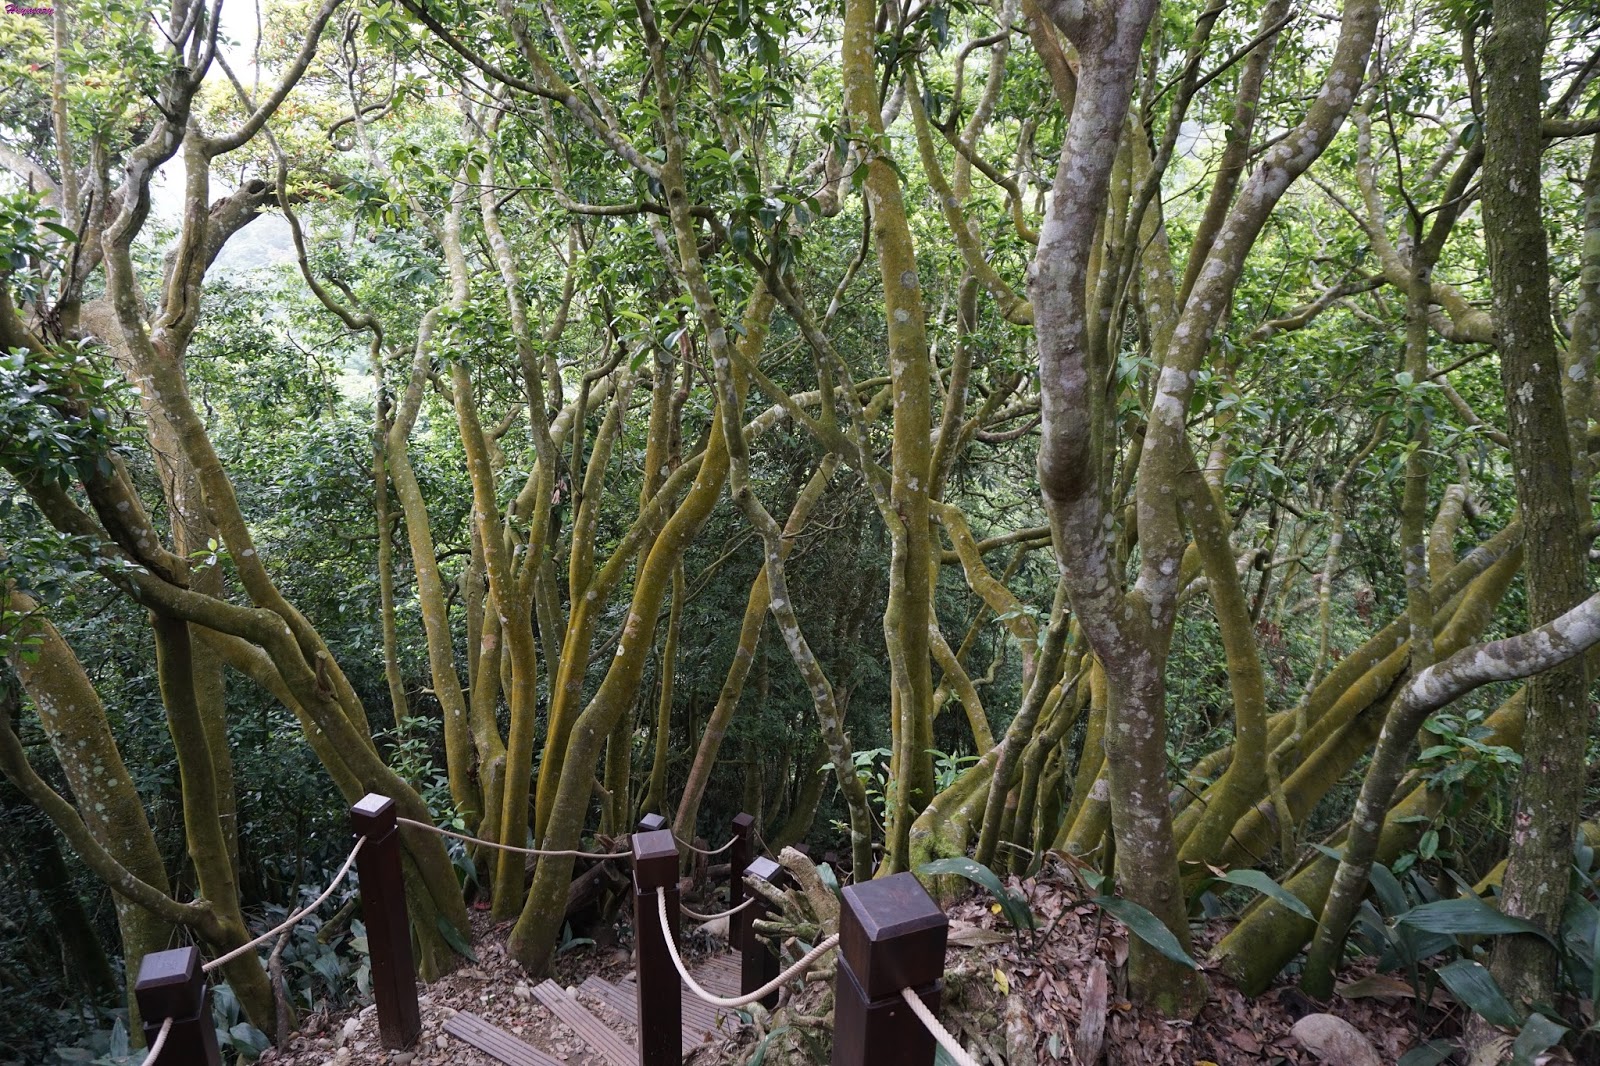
[[204, 838, 366, 973], [656, 887, 838, 1008], [677, 833, 738, 856], [900, 986, 981, 1066], [141, 1016, 174, 1065], [397, 817, 631, 859], [681, 895, 757, 922]]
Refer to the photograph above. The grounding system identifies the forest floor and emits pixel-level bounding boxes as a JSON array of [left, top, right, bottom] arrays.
[[259, 861, 1449, 1066]]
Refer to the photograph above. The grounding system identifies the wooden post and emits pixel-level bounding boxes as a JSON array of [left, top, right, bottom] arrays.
[[134, 947, 220, 1066], [730, 813, 754, 913], [633, 827, 682, 1066], [740, 855, 785, 1008], [350, 794, 421, 1050], [638, 812, 668, 834], [831, 873, 948, 1066]]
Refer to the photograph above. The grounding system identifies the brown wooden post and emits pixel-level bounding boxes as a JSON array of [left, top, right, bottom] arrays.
[[730, 813, 754, 913], [633, 828, 682, 1066], [637, 812, 667, 834], [134, 947, 221, 1066], [350, 794, 421, 1050], [831, 873, 948, 1066], [740, 855, 785, 1008]]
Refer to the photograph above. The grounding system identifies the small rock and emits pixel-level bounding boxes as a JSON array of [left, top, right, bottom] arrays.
[[392, 1053, 415, 1066], [696, 915, 730, 940], [1290, 1014, 1382, 1066]]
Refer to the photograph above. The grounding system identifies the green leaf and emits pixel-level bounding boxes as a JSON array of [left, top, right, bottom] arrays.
[[746, 1025, 791, 1066], [1369, 861, 1410, 918], [1398, 1040, 1457, 1066], [1510, 1013, 1567, 1065], [1397, 897, 1555, 944], [1434, 958, 1522, 1028], [917, 857, 1035, 930], [228, 1022, 271, 1057], [436, 914, 478, 962], [1213, 868, 1315, 921], [1089, 896, 1200, 971], [816, 861, 841, 899]]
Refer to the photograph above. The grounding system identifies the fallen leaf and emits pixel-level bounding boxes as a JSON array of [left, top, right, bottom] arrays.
[[1228, 1029, 1262, 1053], [948, 922, 1011, 947], [1336, 974, 1418, 1002]]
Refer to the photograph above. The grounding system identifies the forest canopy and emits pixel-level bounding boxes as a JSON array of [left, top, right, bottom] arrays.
[[3, 0, 1600, 1059]]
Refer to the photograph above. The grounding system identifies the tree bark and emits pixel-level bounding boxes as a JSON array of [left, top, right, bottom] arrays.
[[1479, 0, 1592, 1019]]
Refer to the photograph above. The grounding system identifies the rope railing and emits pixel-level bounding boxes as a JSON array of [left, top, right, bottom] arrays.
[[655, 887, 838, 1008], [135, 800, 960, 1066], [140, 1017, 173, 1066], [901, 986, 981, 1066], [203, 836, 366, 973], [676, 833, 737, 856], [396, 816, 633, 859], [396, 816, 738, 861], [680, 895, 757, 922]]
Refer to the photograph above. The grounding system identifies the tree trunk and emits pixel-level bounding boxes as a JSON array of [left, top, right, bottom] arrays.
[[1479, 0, 1592, 1020]]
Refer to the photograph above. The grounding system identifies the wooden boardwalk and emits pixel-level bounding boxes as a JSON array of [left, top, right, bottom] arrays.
[[443, 952, 744, 1065]]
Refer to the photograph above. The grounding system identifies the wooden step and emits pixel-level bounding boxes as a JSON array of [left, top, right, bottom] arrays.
[[532, 979, 636, 1066], [618, 974, 719, 1036], [616, 956, 742, 1042], [579, 976, 699, 1055], [442, 1010, 563, 1066], [695, 953, 742, 997], [578, 975, 638, 1026]]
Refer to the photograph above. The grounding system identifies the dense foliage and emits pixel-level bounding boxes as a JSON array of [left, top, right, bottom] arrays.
[[2, 0, 1600, 1060]]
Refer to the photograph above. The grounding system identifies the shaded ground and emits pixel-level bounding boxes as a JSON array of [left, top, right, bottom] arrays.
[[261, 863, 1448, 1065], [260, 907, 629, 1066], [699, 860, 1447, 1065]]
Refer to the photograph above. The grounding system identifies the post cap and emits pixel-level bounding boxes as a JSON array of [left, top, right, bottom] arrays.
[[351, 793, 397, 834], [744, 855, 784, 886], [633, 828, 679, 890], [732, 812, 756, 833], [839, 872, 948, 999], [637, 812, 667, 833], [134, 947, 203, 1022]]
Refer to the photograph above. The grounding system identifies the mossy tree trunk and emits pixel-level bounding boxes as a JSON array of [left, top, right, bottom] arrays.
[[1478, 0, 1593, 1020]]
